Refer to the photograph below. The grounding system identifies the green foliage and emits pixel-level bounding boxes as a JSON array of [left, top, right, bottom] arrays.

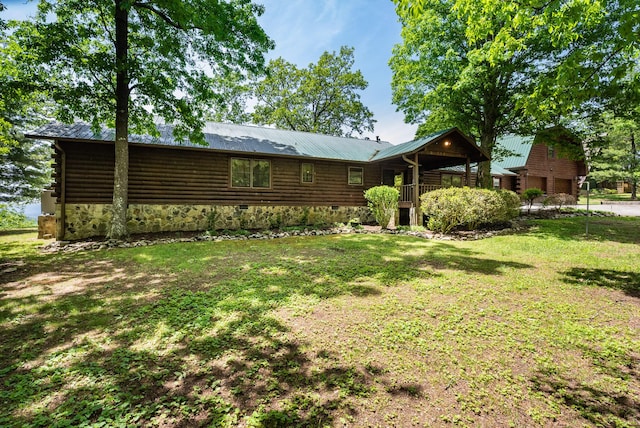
[[253, 46, 375, 137], [364, 186, 399, 229], [0, 33, 51, 203], [11, 0, 273, 141], [522, 188, 544, 202], [390, 0, 638, 186], [206, 208, 221, 232], [522, 188, 544, 214], [588, 115, 639, 200], [8, 0, 273, 238], [299, 207, 310, 226], [420, 187, 520, 233], [0, 204, 36, 230], [0, 135, 51, 203], [268, 213, 283, 230]]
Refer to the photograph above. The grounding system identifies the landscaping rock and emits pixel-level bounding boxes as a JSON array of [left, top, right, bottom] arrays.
[[43, 211, 599, 254]]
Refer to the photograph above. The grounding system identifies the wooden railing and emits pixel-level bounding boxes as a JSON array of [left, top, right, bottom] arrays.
[[397, 184, 441, 204]]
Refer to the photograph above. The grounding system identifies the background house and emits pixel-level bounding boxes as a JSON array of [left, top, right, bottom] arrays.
[[428, 130, 587, 197], [28, 122, 488, 239], [492, 132, 587, 196]]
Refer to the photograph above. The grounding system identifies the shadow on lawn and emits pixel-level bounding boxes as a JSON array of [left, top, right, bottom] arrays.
[[0, 257, 371, 426], [531, 352, 640, 426], [560, 267, 640, 298], [0, 235, 532, 426]]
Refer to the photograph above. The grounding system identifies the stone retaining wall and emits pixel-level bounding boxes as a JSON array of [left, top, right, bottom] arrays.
[[57, 203, 373, 240]]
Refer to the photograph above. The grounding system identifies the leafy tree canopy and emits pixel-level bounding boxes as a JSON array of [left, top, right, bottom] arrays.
[[252, 46, 375, 137], [9, 0, 273, 237], [583, 66, 640, 199], [588, 115, 639, 199], [12, 0, 273, 143], [390, 0, 639, 187], [1, 23, 51, 203]]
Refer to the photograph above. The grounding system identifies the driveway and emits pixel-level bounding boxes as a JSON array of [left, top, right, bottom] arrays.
[[575, 202, 640, 217]]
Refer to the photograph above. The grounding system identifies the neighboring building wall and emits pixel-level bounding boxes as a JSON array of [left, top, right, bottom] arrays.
[[520, 143, 584, 196], [57, 203, 373, 240]]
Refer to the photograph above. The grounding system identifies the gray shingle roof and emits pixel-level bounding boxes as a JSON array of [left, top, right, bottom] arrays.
[[26, 121, 394, 163]]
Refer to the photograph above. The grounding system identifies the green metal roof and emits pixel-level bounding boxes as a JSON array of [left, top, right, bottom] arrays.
[[27, 121, 394, 163], [370, 129, 450, 161], [28, 122, 490, 165], [493, 134, 535, 169]]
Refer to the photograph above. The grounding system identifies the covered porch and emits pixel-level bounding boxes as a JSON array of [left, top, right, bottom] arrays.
[[371, 128, 490, 226]]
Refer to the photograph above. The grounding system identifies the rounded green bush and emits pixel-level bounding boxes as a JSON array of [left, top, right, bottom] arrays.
[[364, 185, 399, 229], [420, 187, 520, 233]]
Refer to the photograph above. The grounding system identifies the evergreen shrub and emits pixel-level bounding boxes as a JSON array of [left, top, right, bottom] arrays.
[[364, 185, 399, 229]]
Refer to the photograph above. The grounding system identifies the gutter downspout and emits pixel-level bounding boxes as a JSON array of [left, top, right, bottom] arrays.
[[402, 154, 420, 225], [54, 141, 66, 240]]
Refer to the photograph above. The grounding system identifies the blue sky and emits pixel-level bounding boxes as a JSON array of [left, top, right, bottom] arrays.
[[2, 0, 418, 144]]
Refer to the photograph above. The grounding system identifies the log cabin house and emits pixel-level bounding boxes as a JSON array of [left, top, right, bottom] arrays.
[[28, 122, 489, 240]]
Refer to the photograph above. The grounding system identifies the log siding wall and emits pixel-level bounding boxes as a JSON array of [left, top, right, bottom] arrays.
[[54, 140, 381, 207]]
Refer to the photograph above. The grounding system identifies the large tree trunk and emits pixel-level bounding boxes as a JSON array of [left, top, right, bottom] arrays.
[[476, 131, 496, 189], [108, 0, 129, 239]]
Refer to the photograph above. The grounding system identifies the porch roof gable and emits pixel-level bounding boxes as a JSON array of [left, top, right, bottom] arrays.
[[370, 128, 490, 163]]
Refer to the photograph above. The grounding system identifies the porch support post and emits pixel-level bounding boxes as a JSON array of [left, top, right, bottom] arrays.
[[466, 157, 471, 187], [413, 152, 420, 226]]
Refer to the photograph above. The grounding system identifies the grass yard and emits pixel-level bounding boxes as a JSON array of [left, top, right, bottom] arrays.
[[1, 218, 639, 427], [584, 192, 636, 204]]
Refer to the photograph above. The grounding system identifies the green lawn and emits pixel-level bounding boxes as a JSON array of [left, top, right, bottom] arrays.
[[1, 218, 639, 427], [584, 192, 637, 204]]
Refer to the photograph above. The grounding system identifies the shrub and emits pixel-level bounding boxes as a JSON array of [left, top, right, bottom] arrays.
[[543, 193, 576, 210], [521, 188, 544, 214], [496, 189, 522, 219], [364, 185, 399, 229], [420, 187, 520, 233]]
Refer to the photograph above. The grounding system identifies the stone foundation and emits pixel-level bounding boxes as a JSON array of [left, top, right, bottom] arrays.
[[57, 203, 373, 240], [37, 215, 57, 239]]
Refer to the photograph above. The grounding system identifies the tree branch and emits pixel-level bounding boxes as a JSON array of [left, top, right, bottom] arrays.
[[132, 2, 200, 31]]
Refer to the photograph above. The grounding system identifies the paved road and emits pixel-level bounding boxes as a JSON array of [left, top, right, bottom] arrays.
[[574, 202, 640, 217], [528, 202, 640, 217]]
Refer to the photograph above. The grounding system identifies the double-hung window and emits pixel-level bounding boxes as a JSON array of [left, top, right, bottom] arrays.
[[231, 158, 271, 188]]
